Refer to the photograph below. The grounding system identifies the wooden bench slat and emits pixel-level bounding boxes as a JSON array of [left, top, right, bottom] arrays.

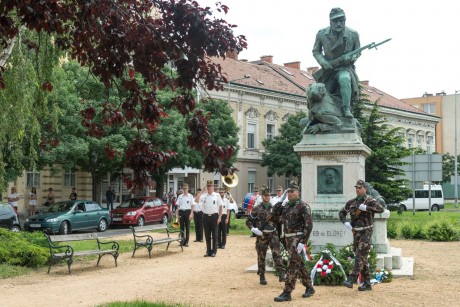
[[50, 233, 98, 243], [132, 224, 168, 232], [131, 224, 183, 258]]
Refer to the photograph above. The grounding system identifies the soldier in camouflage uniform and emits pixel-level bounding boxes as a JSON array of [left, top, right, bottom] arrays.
[[339, 179, 385, 291], [246, 186, 286, 285], [273, 181, 315, 302]]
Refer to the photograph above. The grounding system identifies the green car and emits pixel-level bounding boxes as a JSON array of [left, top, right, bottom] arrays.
[[24, 200, 110, 235]]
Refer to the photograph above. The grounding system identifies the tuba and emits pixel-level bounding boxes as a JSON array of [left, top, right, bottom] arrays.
[[221, 172, 239, 188]]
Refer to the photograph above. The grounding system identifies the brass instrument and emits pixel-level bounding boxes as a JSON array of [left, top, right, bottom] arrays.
[[221, 172, 238, 188], [172, 217, 180, 228]]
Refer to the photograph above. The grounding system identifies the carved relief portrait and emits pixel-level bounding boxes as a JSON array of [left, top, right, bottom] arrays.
[[317, 166, 343, 194]]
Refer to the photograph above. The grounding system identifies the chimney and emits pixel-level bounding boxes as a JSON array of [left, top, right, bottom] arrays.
[[307, 66, 319, 74], [360, 80, 369, 86], [284, 61, 300, 70], [226, 49, 238, 61], [260, 55, 273, 64]]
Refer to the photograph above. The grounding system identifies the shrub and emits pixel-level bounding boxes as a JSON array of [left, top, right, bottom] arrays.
[[425, 219, 459, 242], [400, 223, 415, 239], [387, 222, 398, 239], [411, 224, 426, 240], [0, 229, 49, 267]]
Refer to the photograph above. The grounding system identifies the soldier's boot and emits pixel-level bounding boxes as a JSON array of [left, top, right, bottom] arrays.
[[259, 274, 267, 285], [342, 107, 353, 118], [278, 272, 286, 282], [358, 280, 373, 291], [342, 274, 356, 289], [274, 291, 292, 302], [302, 286, 315, 298]]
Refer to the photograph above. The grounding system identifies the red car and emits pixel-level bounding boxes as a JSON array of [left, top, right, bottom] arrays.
[[110, 197, 171, 227]]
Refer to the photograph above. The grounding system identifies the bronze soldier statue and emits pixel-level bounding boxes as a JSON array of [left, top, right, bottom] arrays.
[[339, 179, 385, 291], [273, 181, 315, 302], [246, 186, 286, 285]]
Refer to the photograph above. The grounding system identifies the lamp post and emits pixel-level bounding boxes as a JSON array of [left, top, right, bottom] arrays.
[[455, 90, 459, 208]]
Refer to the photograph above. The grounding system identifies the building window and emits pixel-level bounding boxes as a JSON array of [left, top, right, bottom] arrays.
[[247, 123, 256, 149], [266, 124, 275, 139], [422, 104, 435, 114], [248, 170, 256, 192], [26, 171, 40, 187], [267, 177, 274, 193], [64, 170, 76, 186]]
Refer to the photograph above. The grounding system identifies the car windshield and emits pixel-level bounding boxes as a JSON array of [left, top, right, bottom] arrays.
[[45, 202, 75, 213], [119, 199, 144, 208]]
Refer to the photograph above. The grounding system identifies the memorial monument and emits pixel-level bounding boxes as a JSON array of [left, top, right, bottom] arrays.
[[294, 8, 399, 270]]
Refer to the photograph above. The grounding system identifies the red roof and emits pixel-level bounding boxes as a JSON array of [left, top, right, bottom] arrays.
[[210, 56, 428, 115]]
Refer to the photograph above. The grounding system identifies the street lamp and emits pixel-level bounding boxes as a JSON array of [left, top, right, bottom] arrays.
[[455, 90, 459, 208]]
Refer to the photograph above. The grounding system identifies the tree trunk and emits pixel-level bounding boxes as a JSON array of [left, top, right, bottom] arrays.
[[152, 173, 167, 199], [0, 30, 20, 67]]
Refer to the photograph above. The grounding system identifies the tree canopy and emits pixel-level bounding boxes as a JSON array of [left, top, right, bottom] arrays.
[[261, 112, 306, 183], [0, 0, 246, 191]]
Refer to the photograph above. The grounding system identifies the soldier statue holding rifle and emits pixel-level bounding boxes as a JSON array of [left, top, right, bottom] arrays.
[[303, 7, 390, 134]]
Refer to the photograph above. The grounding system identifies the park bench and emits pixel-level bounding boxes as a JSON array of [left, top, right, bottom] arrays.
[[44, 232, 119, 274], [130, 224, 184, 258]]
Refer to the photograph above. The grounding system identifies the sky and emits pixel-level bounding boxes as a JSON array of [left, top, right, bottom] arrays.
[[196, 0, 460, 99]]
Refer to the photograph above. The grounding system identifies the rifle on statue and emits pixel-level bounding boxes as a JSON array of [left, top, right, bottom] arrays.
[[313, 38, 391, 81]]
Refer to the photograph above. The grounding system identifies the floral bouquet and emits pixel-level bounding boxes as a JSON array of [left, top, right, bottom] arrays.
[[371, 269, 393, 283], [308, 247, 347, 286]]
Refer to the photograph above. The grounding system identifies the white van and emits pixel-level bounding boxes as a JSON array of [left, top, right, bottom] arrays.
[[399, 185, 444, 211]]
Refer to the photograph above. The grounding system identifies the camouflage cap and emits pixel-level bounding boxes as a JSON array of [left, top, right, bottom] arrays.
[[354, 179, 366, 187], [253, 186, 260, 192], [276, 185, 283, 191], [287, 181, 299, 191], [261, 185, 270, 196], [329, 7, 345, 20], [206, 180, 213, 186]]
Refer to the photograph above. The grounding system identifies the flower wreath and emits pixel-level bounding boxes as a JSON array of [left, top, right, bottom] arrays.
[[309, 249, 347, 286]]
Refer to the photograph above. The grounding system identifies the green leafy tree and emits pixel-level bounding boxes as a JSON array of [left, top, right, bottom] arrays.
[[442, 153, 459, 183], [261, 112, 307, 183], [359, 101, 412, 204]]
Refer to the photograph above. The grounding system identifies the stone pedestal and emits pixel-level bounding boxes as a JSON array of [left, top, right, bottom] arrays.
[[293, 132, 390, 254]]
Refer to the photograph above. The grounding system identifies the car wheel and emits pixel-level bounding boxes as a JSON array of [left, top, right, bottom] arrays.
[[137, 216, 145, 227], [98, 219, 108, 232], [59, 221, 69, 235], [399, 204, 406, 212], [10, 225, 21, 232], [162, 215, 168, 225], [431, 204, 439, 212]]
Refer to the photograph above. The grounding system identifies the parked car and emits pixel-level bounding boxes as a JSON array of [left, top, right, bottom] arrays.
[[110, 197, 171, 227], [0, 203, 21, 232], [24, 200, 110, 235], [399, 185, 444, 211]]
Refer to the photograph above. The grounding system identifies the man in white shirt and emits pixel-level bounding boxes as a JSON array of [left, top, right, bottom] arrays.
[[194, 180, 223, 257], [176, 183, 194, 247], [193, 188, 204, 242], [7, 186, 19, 214], [271, 185, 284, 205], [217, 187, 230, 249]]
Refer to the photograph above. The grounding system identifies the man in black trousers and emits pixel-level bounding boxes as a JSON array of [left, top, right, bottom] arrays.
[[194, 180, 223, 257], [193, 188, 204, 242]]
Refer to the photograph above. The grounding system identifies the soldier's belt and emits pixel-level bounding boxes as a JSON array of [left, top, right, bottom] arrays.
[[284, 231, 303, 237], [353, 225, 373, 231], [262, 230, 275, 233]]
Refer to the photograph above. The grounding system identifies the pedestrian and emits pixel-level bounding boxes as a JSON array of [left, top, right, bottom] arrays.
[[46, 188, 55, 206], [193, 188, 204, 243], [217, 187, 230, 249], [176, 183, 194, 247], [339, 179, 385, 291], [273, 181, 315, 302], [106, 186, 115, 211], [312, 7, 361, 118], [29, 187, 37, 216], [69, 187, 77, 200], [247, 186, 286, 285], [194, 180, 223, 257], [7, 187, 19, 214]]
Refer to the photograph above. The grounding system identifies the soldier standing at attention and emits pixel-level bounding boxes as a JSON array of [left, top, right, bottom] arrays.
[[339, 179, 385, 291], [176, 183, 194, 247], [194, 180, 223, 257], [246, 186, 286, 286], [273, 182, 314, 302]]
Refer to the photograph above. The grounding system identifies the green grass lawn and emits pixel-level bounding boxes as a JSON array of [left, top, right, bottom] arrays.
[[388, 202, 460, 228]]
